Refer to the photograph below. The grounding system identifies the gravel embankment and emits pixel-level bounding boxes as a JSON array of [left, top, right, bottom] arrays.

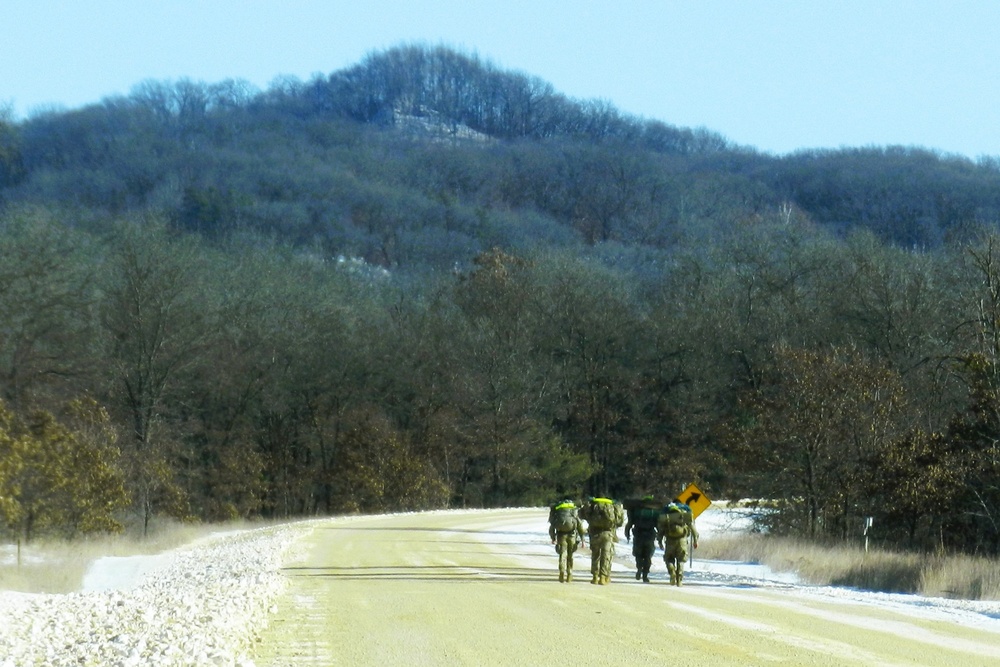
[[0, 521, 314, 667]]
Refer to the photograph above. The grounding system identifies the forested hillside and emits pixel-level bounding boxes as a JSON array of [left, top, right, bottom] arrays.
[[1, 45, 1000, 556]]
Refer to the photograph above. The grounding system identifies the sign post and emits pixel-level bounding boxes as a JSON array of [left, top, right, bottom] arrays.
[[674, 483, 712, 569]]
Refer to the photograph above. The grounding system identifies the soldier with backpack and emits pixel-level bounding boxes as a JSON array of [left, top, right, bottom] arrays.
[[624, 494, 660, 583], [657, 501, 698, 586], [579, 496, 624, 585], [548, 499, 586, 582]]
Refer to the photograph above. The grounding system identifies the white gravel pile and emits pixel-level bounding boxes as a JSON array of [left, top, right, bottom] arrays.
[[0, 521, 314, 667]]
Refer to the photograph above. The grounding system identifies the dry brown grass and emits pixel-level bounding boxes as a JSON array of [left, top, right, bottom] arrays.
[[0, 518, 285, 594], [701, 533, 1000, 601], [920, 554, 1000, 600]]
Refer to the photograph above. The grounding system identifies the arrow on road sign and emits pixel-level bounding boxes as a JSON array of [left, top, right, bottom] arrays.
[[675, 483, 711, 519]]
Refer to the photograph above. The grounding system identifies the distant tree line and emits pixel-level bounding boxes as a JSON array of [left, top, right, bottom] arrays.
[[0, 208, 998, 556], [2, 46, 1000, 556]]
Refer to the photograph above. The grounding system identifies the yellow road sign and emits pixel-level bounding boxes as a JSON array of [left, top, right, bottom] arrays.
[[675, 483, 711, 519]]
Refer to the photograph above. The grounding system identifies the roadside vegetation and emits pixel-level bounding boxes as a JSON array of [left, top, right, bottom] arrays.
[[703, 533, 1000, 601], [0, 518, 282, 594]]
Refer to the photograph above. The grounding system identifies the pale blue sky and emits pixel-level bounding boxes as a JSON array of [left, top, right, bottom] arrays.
[[3, 1, 1000, 158]]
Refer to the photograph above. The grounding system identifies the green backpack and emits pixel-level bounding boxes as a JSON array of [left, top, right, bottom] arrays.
[[586, 498, 619, 531], [661, 502, 692, 538], [550, 502, 578, 533]]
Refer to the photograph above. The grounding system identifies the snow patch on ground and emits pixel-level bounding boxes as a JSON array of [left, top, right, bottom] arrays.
[[0, 521, 319, 666], [82, 554, 174, 592]]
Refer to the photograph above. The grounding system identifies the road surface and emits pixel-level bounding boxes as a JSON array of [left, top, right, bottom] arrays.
[[252, 508, 1000, 666]]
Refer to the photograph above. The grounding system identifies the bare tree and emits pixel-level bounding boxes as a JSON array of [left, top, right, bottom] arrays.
[[101, 219, 214, 532]]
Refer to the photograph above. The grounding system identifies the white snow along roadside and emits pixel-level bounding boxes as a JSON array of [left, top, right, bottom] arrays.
[[0, 521, 316, 667]]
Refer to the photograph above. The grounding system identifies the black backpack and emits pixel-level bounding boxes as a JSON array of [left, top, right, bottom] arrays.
[[632, 504, 660, 532]]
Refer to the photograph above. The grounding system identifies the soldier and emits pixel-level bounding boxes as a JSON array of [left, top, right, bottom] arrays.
[[548, 499, 586, 582], [624, 494, 660, 583], [579, 496, 624, 585], [657, 501, 699, 586]]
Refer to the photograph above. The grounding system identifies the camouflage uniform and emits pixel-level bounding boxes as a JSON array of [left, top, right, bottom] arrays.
[[657, 502, 698, 586], [625, 496, 660, 583], [548, 501, 586, 582], [579, 497, 624, 585]]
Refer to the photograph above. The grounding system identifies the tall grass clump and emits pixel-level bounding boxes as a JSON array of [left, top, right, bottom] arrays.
[[920, 554, 1000, 600], [701, 533, 1000, 600], [827, 549, 923, 594]]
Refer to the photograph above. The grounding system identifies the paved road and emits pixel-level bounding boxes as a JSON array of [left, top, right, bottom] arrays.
[[252, 508, 1000, 666]]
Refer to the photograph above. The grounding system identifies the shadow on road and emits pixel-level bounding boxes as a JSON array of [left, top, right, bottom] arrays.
[[283, 563, 558, 583], [317, 525, 539, 537]]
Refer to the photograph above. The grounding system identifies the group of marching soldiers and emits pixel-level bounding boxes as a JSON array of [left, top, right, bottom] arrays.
[[547, 494, 699, 586]]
